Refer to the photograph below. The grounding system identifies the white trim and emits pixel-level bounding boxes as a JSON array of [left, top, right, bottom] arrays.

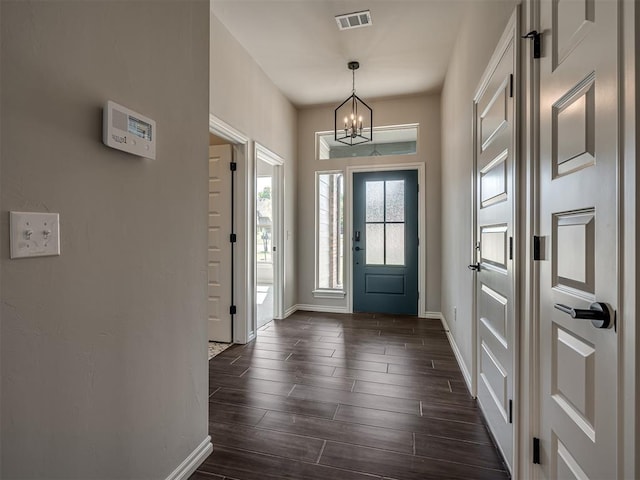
[[241, 142, 255, 343], [283, 304, 298, 318], [164, 436, 212, 480], [621, 0, 638, 477], [520, 1, 539, 479], [424, 311, 443, 320], [209, 114, 252, 344], [312, 289, 346, 299], [255, 142, 284, 166], [296, 304, 349, 314], [209, 114, 249, 144], [440, 315, 473, 394], [255, 142, 286, 325], [345, 162, 426, 316]]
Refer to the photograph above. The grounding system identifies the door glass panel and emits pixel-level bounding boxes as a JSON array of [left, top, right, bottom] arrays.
[[386, 224, 405, 265], [366, 224, 384, 264], [385, 180, 405, 222], [366, 181, 384, 222]]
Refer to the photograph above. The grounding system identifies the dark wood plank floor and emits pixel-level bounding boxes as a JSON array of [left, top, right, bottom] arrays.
[[191, 312, 509, 480]]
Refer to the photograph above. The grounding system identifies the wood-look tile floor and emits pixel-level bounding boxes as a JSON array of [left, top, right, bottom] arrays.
[[191, 312, 509, 480]]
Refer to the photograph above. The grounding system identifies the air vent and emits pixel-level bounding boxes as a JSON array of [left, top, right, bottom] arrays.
[[335, 10, 372, 31]]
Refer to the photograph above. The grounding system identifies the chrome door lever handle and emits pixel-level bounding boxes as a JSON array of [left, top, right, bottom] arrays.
[[554, 302, 611, 329], [468, 263, 480, 271]]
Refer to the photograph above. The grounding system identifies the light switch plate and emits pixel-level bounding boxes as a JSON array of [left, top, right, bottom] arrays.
[[10, 211, 61, 259]]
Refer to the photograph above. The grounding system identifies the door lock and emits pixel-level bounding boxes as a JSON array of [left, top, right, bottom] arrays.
[[468, 263, 481, 271]]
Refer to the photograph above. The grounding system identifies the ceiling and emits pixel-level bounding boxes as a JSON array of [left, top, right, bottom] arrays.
[[211, 0, 470, 107]]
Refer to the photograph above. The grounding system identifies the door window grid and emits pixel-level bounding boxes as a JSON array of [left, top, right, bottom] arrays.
[[365, 180, 405, 266]]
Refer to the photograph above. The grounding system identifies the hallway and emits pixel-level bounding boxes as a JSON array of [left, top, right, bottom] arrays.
[[191, 312, 509, 479]]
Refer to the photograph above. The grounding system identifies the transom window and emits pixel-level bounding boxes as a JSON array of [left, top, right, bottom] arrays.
[[316, 124, 418, 160], [365, 179, 405, 266]]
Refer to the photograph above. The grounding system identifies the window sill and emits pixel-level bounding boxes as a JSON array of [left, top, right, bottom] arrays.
[[312, 289, 346, 299]]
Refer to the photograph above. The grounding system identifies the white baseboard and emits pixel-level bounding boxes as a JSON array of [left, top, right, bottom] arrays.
[[440, 315, 473, 394], [165, 436, 212, 480], [295, 304, 349, 314], [283, 304, 298, 318], [423, 311, 443, 320]]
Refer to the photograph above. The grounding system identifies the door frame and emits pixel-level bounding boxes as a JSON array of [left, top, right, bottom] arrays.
[[471, 6, 520, 474], [620, 1, 639, 477], [345, 162, 426, 317], [254, 142, 285, 324], [209, 114, 253, 344], [519, 1, 539, 478]]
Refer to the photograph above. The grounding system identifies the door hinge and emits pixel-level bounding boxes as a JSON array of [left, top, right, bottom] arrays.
[[522, 30, 541, 59], [533, 437, 541, 464], [508, 399, 513, 423], [509, 236, 513, 260], [230, 305, 237, 315], [509, 74, 514, 98], [230, 233, 237, 243], [533, 235, 541, 261], [230, 161, 237, 171]]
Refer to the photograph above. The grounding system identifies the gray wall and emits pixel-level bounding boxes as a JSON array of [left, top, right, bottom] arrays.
[[297, 94, 441, 313], [210, 13, 298, 314], [440, 1, 516, 372], [1, 1, 210, 478]]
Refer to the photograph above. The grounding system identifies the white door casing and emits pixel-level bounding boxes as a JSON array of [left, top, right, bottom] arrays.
[[472, 9, 519, 473], [538, 0, 619, 478], [208, 144, 233, 342]]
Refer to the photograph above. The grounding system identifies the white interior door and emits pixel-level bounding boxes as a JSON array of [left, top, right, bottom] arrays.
[[473, 11, 517, 473], [538, 0, 619, 477], [208, 144, 233, 342]]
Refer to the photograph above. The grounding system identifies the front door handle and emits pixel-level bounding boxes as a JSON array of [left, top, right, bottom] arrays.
[[354, 246, 364, 251], [554, 302, 611, 329], [468, 263, 480, 271]]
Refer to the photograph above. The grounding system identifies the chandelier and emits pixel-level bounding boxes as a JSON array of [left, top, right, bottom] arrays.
[[334, 61, 373, 146]]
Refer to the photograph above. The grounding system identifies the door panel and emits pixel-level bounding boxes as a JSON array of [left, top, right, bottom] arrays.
[[208, 145, 232, 342], [353, 170, 418, 315], [473, 16, 517, 472], [539, 0, 618, 478]]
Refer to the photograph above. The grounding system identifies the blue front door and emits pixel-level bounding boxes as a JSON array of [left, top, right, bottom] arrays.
[[353, 170, 418, 315]]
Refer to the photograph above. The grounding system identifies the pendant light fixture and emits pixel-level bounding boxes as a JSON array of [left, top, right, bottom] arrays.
[[334, 61, 373, 146]]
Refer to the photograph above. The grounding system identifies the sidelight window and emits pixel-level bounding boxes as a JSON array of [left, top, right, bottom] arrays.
[[315, 172, 344, 295]]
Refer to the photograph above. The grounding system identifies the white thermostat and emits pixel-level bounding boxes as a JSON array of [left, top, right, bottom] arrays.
[[103, 101, 156, 159]]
